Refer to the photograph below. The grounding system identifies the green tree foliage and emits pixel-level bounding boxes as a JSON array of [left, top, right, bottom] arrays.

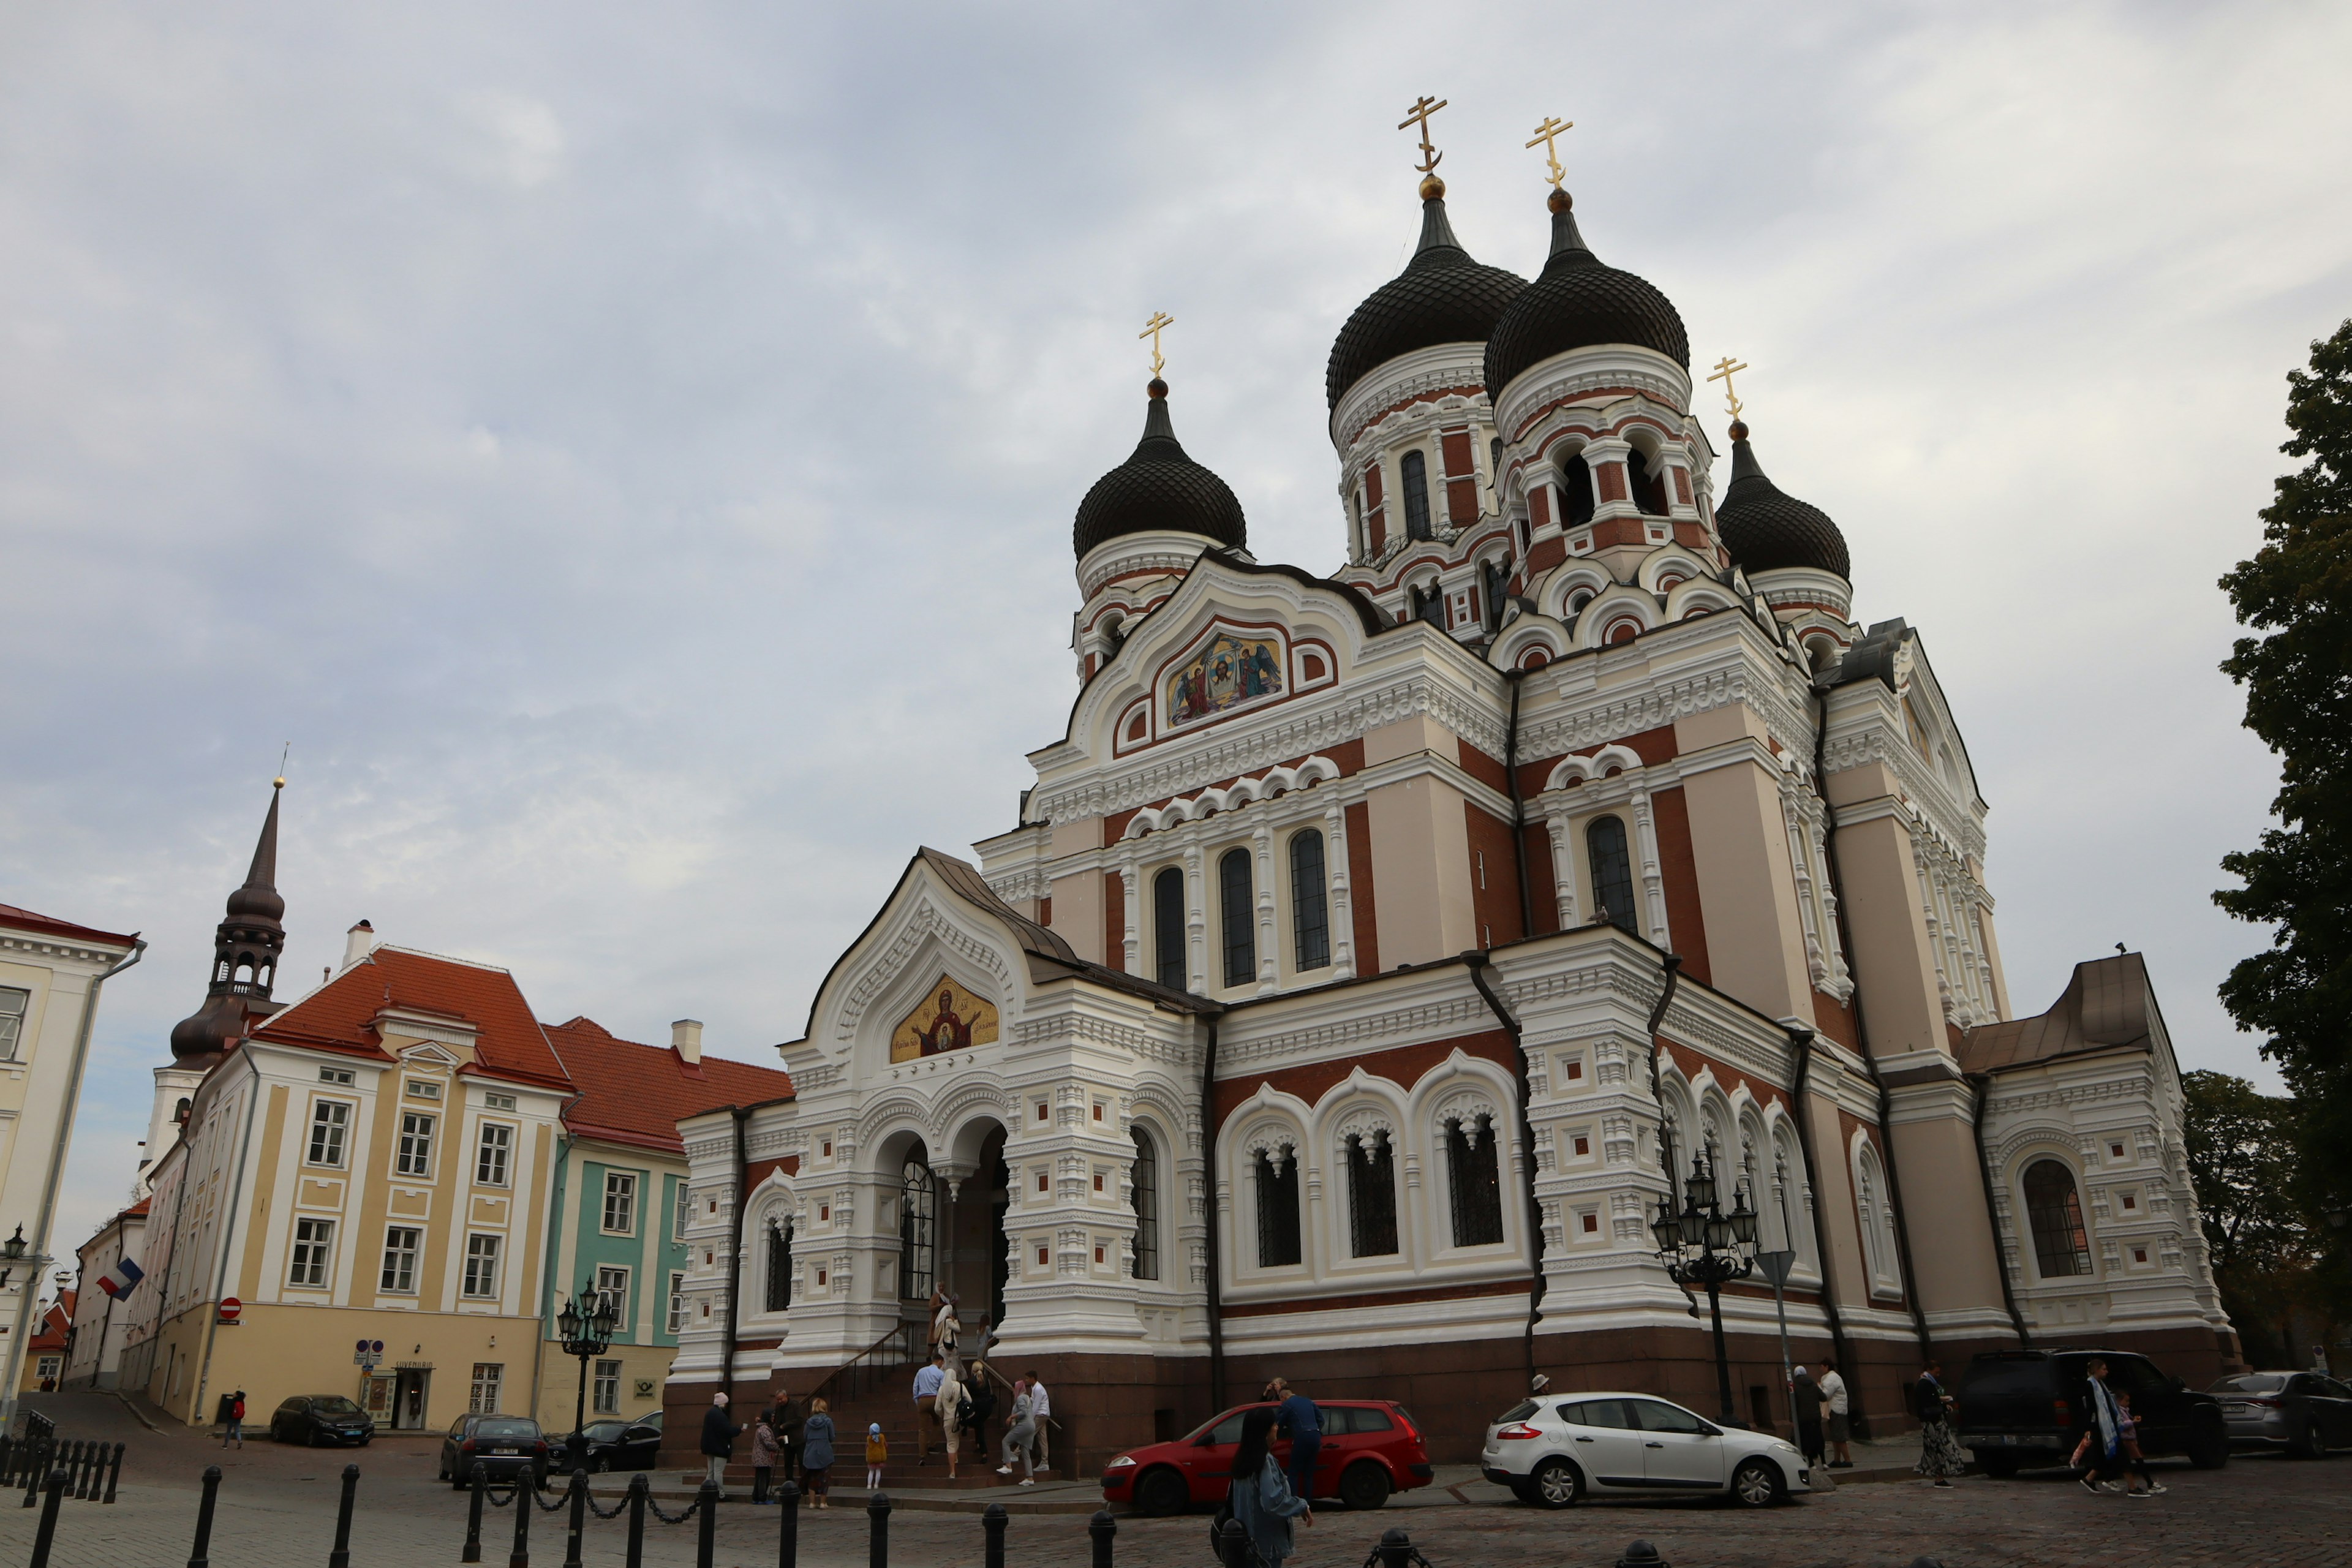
[[2180, 1071, 2331, 1368], [2216, 320, 2352, 1262]]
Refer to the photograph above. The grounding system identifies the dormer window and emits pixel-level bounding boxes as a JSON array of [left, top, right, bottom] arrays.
[[1401, 451, 1433, 541]]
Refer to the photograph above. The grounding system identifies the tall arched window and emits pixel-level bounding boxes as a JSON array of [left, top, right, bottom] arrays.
[[1289, 831, 1329, 972], [1219, 848, 1256, 987], [1482, 559, 1512, 634], [1627, 445, 1669, 516], [765, 1218, 793, 1312], [1130, 1128, 1160, 1281], [1401, 451, 1433, 540], [1347, 1131, 1399, 1257], [899, 1152, 935, 1301], [1447, 1115, 1504, 1247], [2022, 1159, 2094, 1278], [1255, 1148, 1302, 1267], [1153, 867, 1187, 990], [1588, 816, 1637, 932], [1559, 451, 1595, 528]]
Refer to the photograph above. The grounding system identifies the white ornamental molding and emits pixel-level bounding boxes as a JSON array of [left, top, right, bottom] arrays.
[[1434, 1087, 1502, 1143], [1120, 756, 1344, 838], [834, 898, 1014, 1043], [1217, 992, 1491, 1068], [1237, 1118, 1302, 1170], [1332, 1103, 1398, 1152]]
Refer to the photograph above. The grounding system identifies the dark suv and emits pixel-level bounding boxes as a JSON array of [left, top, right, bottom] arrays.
[[1955, 1349, 2229, 1477]]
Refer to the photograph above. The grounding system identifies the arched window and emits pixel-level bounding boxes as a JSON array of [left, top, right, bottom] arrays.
[[1103, 616, 1126, 658], [1289, 831, 1330, 972], [764, 1218, 793, 1312], [2022, 1159, 2094, 1278], [1130, 1128, 1160, 1281], [1559, 451, 1596, 528], [1219, 848, 1256, 987], [1255, 1147, 1302, 1267], [1409, 581, 1444, 626], [899, 1152, 935, 1300], [1627, 445, 1669, 516], [1153, 867, 1187, 990], [1401, 451, 1433, 540], [1588, 816, 1638, 932], [1447, 1114, 1504, 1247], [1482, 559, 1512, 634], [1346, 1131, 1399, 1257]]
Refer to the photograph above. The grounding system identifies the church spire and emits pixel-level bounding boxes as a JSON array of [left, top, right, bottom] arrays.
[[169, 780, 290, 1062]]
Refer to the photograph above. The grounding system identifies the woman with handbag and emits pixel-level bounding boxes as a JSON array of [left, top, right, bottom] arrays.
[[1226, 1408, 1311, 1566]]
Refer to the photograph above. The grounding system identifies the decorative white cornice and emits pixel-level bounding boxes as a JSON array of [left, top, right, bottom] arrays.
[[1491, 346, 1693, 447]]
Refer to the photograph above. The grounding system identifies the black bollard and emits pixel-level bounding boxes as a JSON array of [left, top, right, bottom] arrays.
[[1, 1431, 13, 1484], [28, 1471, 67, 1568], [327, 1463, 358, 1568], [776, 1479, 800, 1568], [508, 1462, 533, 1568], [1907, 1560, 1947, 1568], [696, 1480, 719, 1568], [1090, 1508, 1117, 1568], [1218, 1517, 1248, 1568], [23, 1436, 46, 1507], [464, 1463, 489, 1564], [867, 1490, 891, 1568], [188, 1464, 222, 1568], [1614, 1542, 1668, 1568], [982, 1502, 1006, 1568], [565, 1467, 590, 1568], [1376, 1528, 1412, 1568], [104, 1442, 126, 1504], [78, 1439, 100, 1501], [624, 1474, 647, 1568]]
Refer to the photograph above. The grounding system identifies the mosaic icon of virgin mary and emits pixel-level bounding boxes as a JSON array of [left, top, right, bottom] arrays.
[[918, 988, 969, 1056]]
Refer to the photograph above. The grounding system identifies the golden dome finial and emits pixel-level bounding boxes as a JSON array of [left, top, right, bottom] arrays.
[[1398, 94, 1448, 185], [1138, 311, 1174, 382], [274, 741, 290, 790], [1525, 115, 1574, 190], [1707, 355, 1751, 431]]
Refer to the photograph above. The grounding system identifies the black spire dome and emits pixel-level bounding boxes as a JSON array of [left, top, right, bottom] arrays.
[[1072, 380, 1248, 560], [1325, 179, 1528, 410], [1483, 189, 1689, 398], [1713, 423, 1851, 580], [169, 780, 289, 1062]]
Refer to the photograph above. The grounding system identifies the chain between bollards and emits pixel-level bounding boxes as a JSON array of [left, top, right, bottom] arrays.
[[695, 1479, 718, 1568], [775, 1479, 799, 1568], [26, 1471, 67, 1568], [982, 1501, 1008, 1568], [187, 1464, 222, 1568], [327, 1463, 358, 1568], [624, 1473, 648, 1568], [867, 1490, 891, 1568]]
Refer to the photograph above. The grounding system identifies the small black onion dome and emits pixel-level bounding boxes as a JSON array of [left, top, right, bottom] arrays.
[[1325, 189, 1527, 410], [1714, 423, 1850, 579], [170, 995, 245, 1061], [1483, 190, 1689, 398], [1072, 380, 1248, 559]]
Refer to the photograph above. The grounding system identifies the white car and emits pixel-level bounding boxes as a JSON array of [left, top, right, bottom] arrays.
[[1480, 1392, 1811, 1508]]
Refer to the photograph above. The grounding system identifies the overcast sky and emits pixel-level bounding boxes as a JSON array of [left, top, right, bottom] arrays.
[[6, 2, 2346, 1267]]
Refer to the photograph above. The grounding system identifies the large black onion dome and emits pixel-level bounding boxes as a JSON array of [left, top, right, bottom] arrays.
[[1483, 192, 1689, 398], [1714, 426, 1850, 579], [1072, 381, 1248, 559], [1325, 194, 1527, 410]]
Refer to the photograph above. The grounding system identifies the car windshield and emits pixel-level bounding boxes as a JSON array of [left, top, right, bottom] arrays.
[[312, 1398, 363, 1416], [475, 1420, 538, 1440], [1960, 1359, 2051, 1398], [1186, 1406, 1269, 1446], [2210, 1374, 2289, 1394], [584, 1422, 627, 1439]]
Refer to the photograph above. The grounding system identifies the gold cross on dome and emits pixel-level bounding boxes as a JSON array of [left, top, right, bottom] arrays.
[[1707, 355, 1751, 421], [1525, 115, 1574, 189], [1139, 311, 1174, 379], [1398, 95, 1448, 173]]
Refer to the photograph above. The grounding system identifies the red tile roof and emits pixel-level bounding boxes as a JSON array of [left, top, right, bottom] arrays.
[[28, 1300, 71, 1352], [0, 902, 138, 948], [541, 1017, 792, 1155], [251, 947, 571, 1088]]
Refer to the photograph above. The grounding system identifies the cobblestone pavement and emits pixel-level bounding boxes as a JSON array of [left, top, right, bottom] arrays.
[[5, 1393, 2346, 1567]]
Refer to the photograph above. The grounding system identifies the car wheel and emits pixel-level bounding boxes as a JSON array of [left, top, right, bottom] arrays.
[[1529, 1457, 1581, 1509], [1975, 1452, 2021, 1479], [1338, 1462, 1391, 1511], [1730, 1458, 1781, 1509], [2187, 1411, 2231, 1469], [1134, 1468, 1190, 1518], [304, 1428, 319, 1447], [593, 1457, 611, 1474], [2286, 1419, 2323, 1460]]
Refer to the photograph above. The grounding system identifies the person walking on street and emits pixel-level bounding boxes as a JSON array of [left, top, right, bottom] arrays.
[[1912, 1359, 1966, 1487], [913, 1352, 946, 1465], [963, 1362, 998, 1463], [2114, 1392, 2165, 1496], [750, 1411, 780, 1503], [996, 1376, 1038, 1485], [1789, 1365, 1825, 1471], [1025, 1368, 1052, 1471], [2076, 1357, 2130, 1496], [222, 1392, 246, 1448], [801, 1398, 836, 1507], [699, 1391, 738, 1498], [1227, 1408, 1312, 1567], [1271, 1378, 1323, 1503], [1819, 1360, 1853, 1468]]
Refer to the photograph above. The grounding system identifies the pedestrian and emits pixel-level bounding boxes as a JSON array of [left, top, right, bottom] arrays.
[[2114, 1392, 2165, 1496], [776, 1390, 807, 1485], [865, 1423, 888, 1490], [1271, 1378, 1323, 1503], [1025, 1368, 1053, 1471], [1227, 1408, 1312, 1567], [222, 1390, 246, 1449], [802, 1398, 836, 1508], [963, 1362, 998, 1462], [2075, 1358, 2130, 1496], [995, 1376, 1038, 1486], [913, 1352, 946, 1465], [1819, 1360, 1853, 1468], [750, 1411, 780, 1504], [1789, 1365, 1825, 1469], [937, 1359, 967, 1480], [1912, 1359, 1966, 1487], [699, 1391, 738, 1498]]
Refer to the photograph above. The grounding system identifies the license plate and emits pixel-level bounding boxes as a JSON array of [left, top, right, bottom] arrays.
[[492, 1447, 518, 1455]]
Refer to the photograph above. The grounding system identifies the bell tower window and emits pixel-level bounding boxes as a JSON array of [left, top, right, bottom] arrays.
[[1401, 451, 1433, 541], [1559, 451, 1595, 529], [1627, 442, 1669, 516]]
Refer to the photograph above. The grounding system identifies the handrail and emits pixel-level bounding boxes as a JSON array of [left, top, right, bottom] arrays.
[[807, 1319, 919, 1409]]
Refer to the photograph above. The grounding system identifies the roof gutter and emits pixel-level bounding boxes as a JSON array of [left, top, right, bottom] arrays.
[[1969, 1072, 2031, 1348], [1200, 1017, 1225, 1409], [723, 1106, 751, 1401], [1786, 1027, 1858, 1401], [1640, 954, 1703, 1321], [1464, 951, 1542, 1393], [1504, 669, 1535, 942]]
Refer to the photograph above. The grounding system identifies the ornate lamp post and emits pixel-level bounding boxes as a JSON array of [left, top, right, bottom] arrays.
[[1651, 1153, 1760, 1425], [556, 1283, 620, 1470]]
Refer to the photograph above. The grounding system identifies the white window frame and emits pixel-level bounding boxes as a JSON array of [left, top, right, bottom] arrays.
[[674, 1184, 692, 1241], [0, 986, 29, 1063], [395, 1112, 435, 1178], [307, 1099, 352, 1168], [289, 1218, 335, 1288], [601, 1171, 638, 1236], [595, 1264, 631, 1329], [380, 1226, 421, 1294], [469, 1362, 503, 1415], [475, 1123, 513, 1187], [592, 1359, 622, 1415], [666, 1271, 687, 1335], [461, 1234, 502, 1299]]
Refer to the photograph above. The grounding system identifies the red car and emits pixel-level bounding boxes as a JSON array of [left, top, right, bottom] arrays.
[[1101, 1401, 1434, 1515]]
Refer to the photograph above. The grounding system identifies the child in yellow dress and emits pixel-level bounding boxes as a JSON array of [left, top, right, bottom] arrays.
[[864, 1424, 888, 1491]]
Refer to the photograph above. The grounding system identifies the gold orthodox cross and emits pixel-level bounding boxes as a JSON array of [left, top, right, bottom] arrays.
[[1525, 115, 1573, 189], [1707, 356, 1750, 421], [1139, 311, 1174, 379], [1398, 95, 1447, 173]]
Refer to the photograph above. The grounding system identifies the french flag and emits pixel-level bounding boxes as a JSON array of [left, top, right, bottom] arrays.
[[97, 1257, 145, 1298]]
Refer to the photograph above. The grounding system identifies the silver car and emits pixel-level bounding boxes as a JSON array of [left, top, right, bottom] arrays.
[[2207, 1371, 2352, 1458], [1480, 1392, 1811, 1508]]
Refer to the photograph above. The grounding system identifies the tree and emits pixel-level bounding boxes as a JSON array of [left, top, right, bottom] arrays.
[[2180, 1071, 2330, 1369], [2215, 319, 2352, 1273]]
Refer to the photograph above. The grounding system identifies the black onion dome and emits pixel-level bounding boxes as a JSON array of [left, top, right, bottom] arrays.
[[1325, 195, 1527, 410], [1714, 429, 1850, 579], [1072, 381, 1248, 559], [1483, 194, 1689, 398]]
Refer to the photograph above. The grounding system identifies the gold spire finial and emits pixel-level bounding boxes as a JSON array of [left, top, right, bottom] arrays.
[[1139, 311, 1174, 380], [1525, 115, 1574, 189], [1398, 95, 1448, 176], [1707, 356, 1751, 425]]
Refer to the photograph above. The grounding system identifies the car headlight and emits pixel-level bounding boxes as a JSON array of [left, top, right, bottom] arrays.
[[1106, 1455, 1137, 1468], [1773, 1442, 1799, 1456]]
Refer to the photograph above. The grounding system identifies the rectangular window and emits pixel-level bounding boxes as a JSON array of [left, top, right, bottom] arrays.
[[405, 1079, 442, 1100], [674, 1184, 692, 1240], [483, 1092, 516, 1111], [380, 1226, 420, 1293], [593, 1359, 622, 1415], [597, 1265, 630, 1327], [1219, 846, 1256, 987], [1153, 866, 1187, 990], [0, 986, 29, 1062], [667, 1272, 687, 1335], [318, 1066, 355, 1086], [462, 1234, 502, 1298], [307, 1100, 350, 1167], [602, 1171, 637, 1234], [396, 1112, 435, 1177], [475, 1124, 512, 1186], [289, 1218, 335, 1287], [469, 1363, 503, 1415], [1289, 831, 1330, 971]]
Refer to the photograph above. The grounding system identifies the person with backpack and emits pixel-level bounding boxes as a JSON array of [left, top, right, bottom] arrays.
[[1226, 1408, 1311, 1566], [222, 1391, 246, 1448]]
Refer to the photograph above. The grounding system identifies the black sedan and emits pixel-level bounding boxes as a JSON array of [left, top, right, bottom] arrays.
[[268, 1396, 374, 1446], [439, 1414, 552, 1489], [2209, 1371, 2352, 1458], [550, 1412, 663, 1474]]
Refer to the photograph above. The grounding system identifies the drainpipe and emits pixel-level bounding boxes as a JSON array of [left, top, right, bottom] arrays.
[[1640, 955, 1702, 1320], [723, 1107, 750, 1401], [1969, 1073, 2031, 1348], [1465, 952, 1541, 1393], [1200, 1019, 1224, 1409], [1504, 670, 1535, 941], [192, 1048, 261, 1432], [530, 1112, 578, 1426], [1787, 1027, 1860, 1406]]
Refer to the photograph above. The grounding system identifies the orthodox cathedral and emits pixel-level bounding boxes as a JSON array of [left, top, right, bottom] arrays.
[[665, 119, 2235, 1467]]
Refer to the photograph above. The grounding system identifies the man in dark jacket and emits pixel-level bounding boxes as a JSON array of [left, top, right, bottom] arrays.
[[1271, 1378, 1322, 1503], [700, 1392, 737, 1498], [1789, 1365, 1825, 1469]]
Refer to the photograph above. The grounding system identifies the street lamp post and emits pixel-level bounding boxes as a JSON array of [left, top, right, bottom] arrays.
[[1650, 1153, 1760, 1426], [556, 1283, 620, 1473]]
